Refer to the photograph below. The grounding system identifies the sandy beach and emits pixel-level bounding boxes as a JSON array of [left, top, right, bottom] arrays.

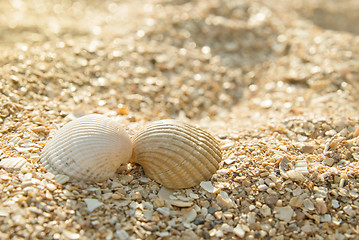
[[1, 0, 359, 239]]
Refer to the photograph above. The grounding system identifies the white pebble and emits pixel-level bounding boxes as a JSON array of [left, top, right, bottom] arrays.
[[224, 158, 236, 165], [274, 206, 294, 223], [157, 207, 170, 217], [221, 142, 235, 150], [260, 205, 271, 217], [217, 169, 229, 175], [169, 200, 193, 208], [62, 230, 80, 240], [286, 170, 305, 182], [189, 193, 199, 199], [0, 157, 28, 172], [184, 209, 197, 222], [323, 157, 335, 166], [247, 212, 256, 224], [303, 199, 315, 210], [331, 199, 340, 208], [55, 174, 70, 184], [297, 134, 308, 142], [233, 224, 245, 238], [295, 159, 309, 175], [343, 205, 355, 217], [220, 223, 233, 233], [301, 221, 313, 233], [158, 187, 174, 200], [216, 191, 234, 209], [143, 210, 153, 221], [84, 199, 104, 212], [0, 207, 10, 217], [156, 232, 170, 237], [116, 230, 129, 240], [258, 184, 268, 191], [46, 183, 57, 191], [320, 214, 331, 223], [332, 217, 342, 226], [200, 181, 218, 193]]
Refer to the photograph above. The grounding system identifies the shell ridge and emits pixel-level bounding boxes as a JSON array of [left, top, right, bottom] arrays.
[[134, 144, 207, 186], [134, 139, 216, 187], [134, 134, 219, 173]]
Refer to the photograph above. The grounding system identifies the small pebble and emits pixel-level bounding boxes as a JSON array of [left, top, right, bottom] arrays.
[[205, 207, 214, 215], [200, 181, 218, 193], [216, 191, 234, 209], [84, 199, 104, 212], [301, 145, 315, 153], [194, 218, 205, 225], [169, 199, 193, 208], [233, 225, 246, 238], [0, 157, 28, 172], [274, 206, 294, 223], [323, 157, 335, 166], [157, 207, 170, 217], [183, 209, 197, 222], [54, 174, 70, 184], [343, 205, 355, 217], [286, 170, 305, 182], [62, 230, 80, 240], [332, 199, 340, 208], [303, 199, 315, 211]]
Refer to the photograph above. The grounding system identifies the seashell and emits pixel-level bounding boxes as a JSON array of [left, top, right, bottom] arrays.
[[132, 119, 222, 189], [41, 114, 132, 182]]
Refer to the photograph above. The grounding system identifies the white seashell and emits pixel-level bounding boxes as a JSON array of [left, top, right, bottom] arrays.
[[132, 119, 222, 189], [41, 114, 132, 182]]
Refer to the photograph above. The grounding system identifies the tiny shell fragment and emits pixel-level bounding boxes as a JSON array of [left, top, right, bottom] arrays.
[[62, 230, 80, 240], [353, 126, 359, 138], [286, 170, 305, 182], [183, 208, 197, 222], [301, 145, 315, 153], [323, 157, 335, 166], [343, 205, 355, 217], [303, 199, 315, 210], [168, 200, 193, 207], [0, 157, 29, 172], [158, 187, 175, 200], [84, 199, 104, 212], [54, 174, 70, 184], [295, 159, 309, 175], [233, 225, 246, 238], [315, 198, 327, 214], [289, 195, 304, 207], [216, 191, 234, 209], [200, 181, 218, 193], [274, 206, 294, 223], [279, 156, 290, 176], [157, 207, 170, 217], [0, 208, 10, 217]]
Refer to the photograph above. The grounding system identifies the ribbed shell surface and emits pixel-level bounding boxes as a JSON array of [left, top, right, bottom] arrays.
[[132, 119, 222, 189], [41, 114, 132, 182]]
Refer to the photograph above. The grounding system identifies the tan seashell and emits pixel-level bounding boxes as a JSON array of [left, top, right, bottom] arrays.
[[132, 119, 222, 189], [41, 114, 132, 182]]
